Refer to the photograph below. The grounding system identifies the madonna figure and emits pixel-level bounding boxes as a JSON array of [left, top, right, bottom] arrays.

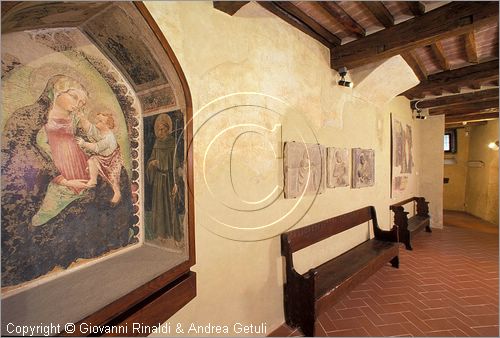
[[31, 75, 90, 226]]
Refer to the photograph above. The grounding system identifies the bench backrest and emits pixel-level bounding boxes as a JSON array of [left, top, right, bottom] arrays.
[[390, 196, 429, 217], [281, 206, 377, 255]]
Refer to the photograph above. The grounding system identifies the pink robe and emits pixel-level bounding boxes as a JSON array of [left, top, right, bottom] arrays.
[[45, 117, 89, 192]]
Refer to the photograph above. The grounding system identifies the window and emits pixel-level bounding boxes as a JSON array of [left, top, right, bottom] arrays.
[[444, 129, 457, 153]]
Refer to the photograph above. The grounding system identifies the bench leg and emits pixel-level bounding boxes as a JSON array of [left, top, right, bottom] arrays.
[[425, 225, 432, 233], [400, 230, 412, 250], [390, 256, 399, 269], [301, 320, 315, 337]]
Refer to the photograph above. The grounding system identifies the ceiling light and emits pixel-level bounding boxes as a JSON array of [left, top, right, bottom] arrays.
[[488, 140, 499, 150], [338, 66, 353, 88], [413, 100, 427, 119]]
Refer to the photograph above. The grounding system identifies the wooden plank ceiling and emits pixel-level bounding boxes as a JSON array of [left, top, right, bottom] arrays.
[[214, 1, 499, 127]]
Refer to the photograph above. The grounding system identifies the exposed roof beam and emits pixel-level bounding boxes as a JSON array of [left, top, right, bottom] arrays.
[[429, 99, 499, 115], [411, 88, 499, 109], [318, 1, 365, 38], [406, 1, 426, 17], [464, 31, 479, 64], [401, 51, 427, 81], [331, 2, 498, 70], [258, 2, 340, 47], [431, 42, 450, 71], [445, 112, 499, 124], [402, 60, 499, 98], [362, 1, 394, 28], [213, 1, 249, 16], [471, 82, 482, 90], [446, 121, 487, 128]]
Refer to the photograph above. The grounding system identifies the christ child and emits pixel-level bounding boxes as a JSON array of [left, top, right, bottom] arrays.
[[76, 111, 124, 204]]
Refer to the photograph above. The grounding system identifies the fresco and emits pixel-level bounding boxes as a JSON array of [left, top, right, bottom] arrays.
[[352, 148, 375, 188], [139, 86, 176, 114], [326, 147, 349, 188], [1, 2, 108, 33], [1, 28, 140, 288], [391, 116, 414, 196], [284, 142, 325, 198], [143, 111, 186, 249], [83, 5, 167, 91]]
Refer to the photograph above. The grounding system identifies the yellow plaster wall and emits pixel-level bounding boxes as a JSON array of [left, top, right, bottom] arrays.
[[144, 1, 436, 335], [465, 120, 499, 225], [443, 128, 470, 211]]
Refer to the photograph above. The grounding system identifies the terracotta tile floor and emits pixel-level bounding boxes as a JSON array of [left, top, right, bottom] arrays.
[[270, 212, 499, 337]]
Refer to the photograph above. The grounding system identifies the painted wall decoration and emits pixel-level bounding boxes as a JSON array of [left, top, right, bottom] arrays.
[[143, 111, 186, 249], [352, 148, 375, 188], [391, 116, 414, 196], [284, 142, 326, 198], [139, 86, 176, 114], [326, 147, 349, 188], [83, 5, 167, 92], [1, 28, 141, 288], [1, 2, 195, 328]]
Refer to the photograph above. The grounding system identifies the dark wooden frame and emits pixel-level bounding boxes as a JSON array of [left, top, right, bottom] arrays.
[[390, 197, 431, 251], [1, 2, 196, 336], [281, 206, 399, 336]]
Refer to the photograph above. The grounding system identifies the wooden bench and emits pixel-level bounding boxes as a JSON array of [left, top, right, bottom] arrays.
[[281, 206, 399, 337], [390, 197, 431, 250]]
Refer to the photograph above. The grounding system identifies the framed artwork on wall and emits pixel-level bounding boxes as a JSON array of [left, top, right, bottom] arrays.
[[1, 2, 195, 333], [391, 115, 415, 197], [283, 142, 326, 199], [351, 148, 375, 188], [326, 147, 349, 188]]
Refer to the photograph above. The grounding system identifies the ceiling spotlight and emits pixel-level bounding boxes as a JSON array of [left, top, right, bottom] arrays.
[[488, 140, 499, 150], [413, 100, 427, 119], [338, 66, 353, 88], [415, 111, 427, 120]]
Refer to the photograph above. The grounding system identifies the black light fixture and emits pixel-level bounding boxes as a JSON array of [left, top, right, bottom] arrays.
[[338, 66, 353, 88], [413, 100, 427, 119]]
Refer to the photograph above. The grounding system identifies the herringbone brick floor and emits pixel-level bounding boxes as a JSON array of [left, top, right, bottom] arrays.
[[270, 212, 499, 337]]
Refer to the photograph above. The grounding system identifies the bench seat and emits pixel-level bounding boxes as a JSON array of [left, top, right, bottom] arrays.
[[407, 215, 429, 233], [315, 240, 397, 300], [281, 206, 399, 336]]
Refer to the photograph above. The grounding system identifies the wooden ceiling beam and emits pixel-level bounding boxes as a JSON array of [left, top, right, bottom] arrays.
[[445, 112, 499, 124], [259, 2, 341, 48], [445, 121, 487, 128], [402, 60, 499, 98], [362, 1, 394, 28], [464, 31, 479, 64], [401, 51, 427, 81], [213, 1, 249, 16], [406, 1, 426, 17], [411, 88, 499, 109], [431, 41, 450, 71], [331, 2, 498, 70], [471, 82, 482, 90], [429, 99, 499, 115], [318, 1, 366, 38]]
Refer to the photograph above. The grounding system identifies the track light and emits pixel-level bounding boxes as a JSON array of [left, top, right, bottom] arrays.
[[338, 66, 353, 88], [413, 100, 427, 119]]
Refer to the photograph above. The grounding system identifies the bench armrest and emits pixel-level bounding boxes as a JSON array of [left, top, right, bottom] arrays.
[[390, 205, 409, 231], [373, 224, 398, 242], [415, 197, 430, 218]]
